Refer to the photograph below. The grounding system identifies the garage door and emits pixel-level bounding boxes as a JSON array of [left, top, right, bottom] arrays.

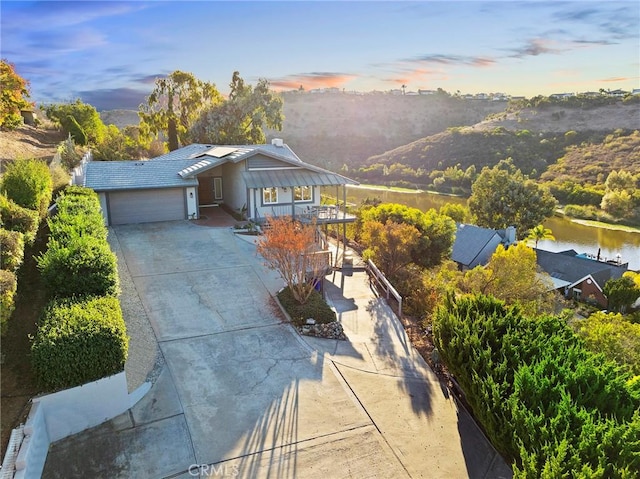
[[108, 188, 185, 225]]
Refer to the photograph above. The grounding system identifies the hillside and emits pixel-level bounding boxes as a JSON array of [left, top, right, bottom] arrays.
[[358, 101, 640, 185], [0, 125, 65, 171]]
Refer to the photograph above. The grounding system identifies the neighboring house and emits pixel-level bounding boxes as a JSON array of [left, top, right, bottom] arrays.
[[451, 224, 517, 270], [79, 139, 358, 226], [535, 249, 629, 308]]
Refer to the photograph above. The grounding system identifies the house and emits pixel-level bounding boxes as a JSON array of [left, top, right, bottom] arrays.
[[535, 249, 629, 307], [79, 139, 358, 226], [451, 224, 517, 270]]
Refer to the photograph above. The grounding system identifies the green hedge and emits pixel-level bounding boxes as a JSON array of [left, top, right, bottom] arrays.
[[0, 194, 39, 244], [0, 269, 17, 335], [31, 296, 129, 390], [0, 158, 53, 218], [0, 228, 25, 272], [433, 293, 640, 478], [277, 286, 336, 326], [37, 235, 119, 298], [48, 188, 106, 246]]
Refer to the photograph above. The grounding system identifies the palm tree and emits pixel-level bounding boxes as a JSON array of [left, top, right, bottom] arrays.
[[527, 224, 555, 248]]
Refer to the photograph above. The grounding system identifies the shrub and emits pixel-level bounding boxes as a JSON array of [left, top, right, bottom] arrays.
[[37, 235, 119, 298], [48, 188, 106, 245], [0, 228, 24, 272], [433, 293, 640, 477], [277, 286, 336, 326], [31, 296, 128, 390], [1, 158, 53, 218], [0, 194, 39, 244], [66, 115, 87, 145], [0, 269, 17, 335]]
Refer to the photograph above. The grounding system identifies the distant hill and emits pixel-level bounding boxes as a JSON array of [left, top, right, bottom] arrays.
[[100, 109, 140, 129], [268, 92, 506, 170]]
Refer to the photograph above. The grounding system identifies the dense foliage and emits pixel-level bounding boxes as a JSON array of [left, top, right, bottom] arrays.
[[0, 59, 33, 130], [0, 194, 39, 244], [1, 158, 53, 218], [38, 187, 117, 299], [433, 294, 640, 478], [45, 99, 106, 145], [31, 296, 128, 390], [358, 203, 456, 269], [0, 269, 17, 334], [0, 228, 24, 272], [277, 286, 336, 327]]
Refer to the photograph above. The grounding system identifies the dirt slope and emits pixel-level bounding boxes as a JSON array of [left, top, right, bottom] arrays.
[[0, 125, 65, 170]]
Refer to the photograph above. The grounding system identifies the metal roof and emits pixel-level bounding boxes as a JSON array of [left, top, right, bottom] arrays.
[[242, 169, 358, 188], [84, 160, 198, 191]]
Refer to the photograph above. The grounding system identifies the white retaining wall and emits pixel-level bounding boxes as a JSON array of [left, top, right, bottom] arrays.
[[2, 372, 150, 479]]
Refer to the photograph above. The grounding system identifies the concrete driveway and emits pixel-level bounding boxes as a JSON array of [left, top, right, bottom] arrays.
[[43, 221, 511, 478]]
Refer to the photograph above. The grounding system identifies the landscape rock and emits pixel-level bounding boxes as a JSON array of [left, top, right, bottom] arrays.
[[297, 321, 347, 340]]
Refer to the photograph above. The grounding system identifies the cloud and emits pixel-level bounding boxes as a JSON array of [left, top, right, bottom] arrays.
[[600, 76, 634, 83], [508, 38, 564, 58], [268, 72, 357, 91], [79, 88, 149, 111], [404, 54, 496, 68], [27, 28, 106, 53], [552, 4, 639, 40]]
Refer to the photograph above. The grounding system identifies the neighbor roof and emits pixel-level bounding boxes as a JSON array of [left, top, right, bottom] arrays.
[[451, 224, 501, 267], [535, 248, 627, 290], [84, 159, 198, 191]]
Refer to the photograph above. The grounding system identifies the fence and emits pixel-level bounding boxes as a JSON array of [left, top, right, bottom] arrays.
[[366, 259, 403, 318]]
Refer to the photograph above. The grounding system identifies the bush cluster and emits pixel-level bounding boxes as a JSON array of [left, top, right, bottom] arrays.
[[33, 186, 127, 389], [31, 296, 128, 390], [1, 158, 53, 218], [433, 293, 640, 477], [277, 286, 336, 327], [0, 270, 17, 335], [1, 191, 40, 245], [38, 187, 117, 298]]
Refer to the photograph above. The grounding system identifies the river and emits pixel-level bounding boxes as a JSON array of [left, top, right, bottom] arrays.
[[339, 186, 640, 271]]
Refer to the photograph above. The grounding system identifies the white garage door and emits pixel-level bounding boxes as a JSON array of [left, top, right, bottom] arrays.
[[108, 188, 186, 225]]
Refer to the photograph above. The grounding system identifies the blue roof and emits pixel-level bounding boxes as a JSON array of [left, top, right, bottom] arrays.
[[84, 159, 198, 191], [451, 224, 500, 267]]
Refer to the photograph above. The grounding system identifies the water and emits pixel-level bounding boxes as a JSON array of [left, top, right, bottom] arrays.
[[339, 186, 640, 271]]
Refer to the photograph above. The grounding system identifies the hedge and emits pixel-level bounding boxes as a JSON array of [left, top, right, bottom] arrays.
[[0, 228, 24, 272], [1, 158, 53, 218], [433, 293, 640, 478], [37, 235, 119, 298], [0, 194, 39, 244], [277, 286, 336, 326], [0, 269, 17, 335], [31, 296, 129, 390]]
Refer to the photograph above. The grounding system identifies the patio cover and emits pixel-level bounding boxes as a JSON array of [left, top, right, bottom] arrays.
[[242, 169, 357, 188]]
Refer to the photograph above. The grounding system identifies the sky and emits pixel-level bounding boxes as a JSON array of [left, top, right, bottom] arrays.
[[1, 0, 639, 111]]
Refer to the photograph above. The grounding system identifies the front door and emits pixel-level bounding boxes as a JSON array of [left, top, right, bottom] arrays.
[[198, 177, 215, 205]]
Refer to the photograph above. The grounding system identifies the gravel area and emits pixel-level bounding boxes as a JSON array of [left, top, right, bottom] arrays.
[[108, 228, 164, 392]]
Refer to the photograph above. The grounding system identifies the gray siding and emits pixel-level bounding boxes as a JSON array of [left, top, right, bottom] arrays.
[[108, 188, 185, 225]]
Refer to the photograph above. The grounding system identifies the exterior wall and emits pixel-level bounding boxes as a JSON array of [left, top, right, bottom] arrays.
[[186, 187, 197, 219], [97, 192, 108, 225], [221, 161, 247, 213], [249, 186, 320, 221], [569, 278, 607, 307]]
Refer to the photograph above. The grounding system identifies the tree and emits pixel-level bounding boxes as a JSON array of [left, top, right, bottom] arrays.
[[361, 220, 421, 277], [526, 224, 555, 248], [92, 124, 157, 161], [573, 311, 640, 375], [190, 71, 283, 145], [0, 59, 33, 130], [45, 99, 106, 145], [139, 70, 222, 151], [468, 161, 556, 236], [463, 242, 556, 315], [439, 203, 470, 223], [604, 276, 640, 313], [256, 216, 329, 304], [359, 203, 456, 269]]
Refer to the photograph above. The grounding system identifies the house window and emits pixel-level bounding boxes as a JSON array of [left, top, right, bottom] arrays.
[[262, 187, 278, 204], [294, 186, 312, 202]]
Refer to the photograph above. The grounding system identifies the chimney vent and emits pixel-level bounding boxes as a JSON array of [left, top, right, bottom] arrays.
[[271, 138, 284, 147]]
